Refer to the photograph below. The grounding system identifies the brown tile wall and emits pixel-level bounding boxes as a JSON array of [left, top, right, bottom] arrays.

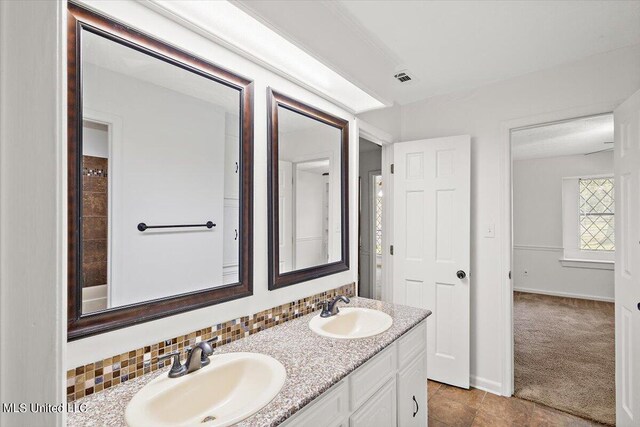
[[67, 282, 356, 402], [82, 156, 108, 287]]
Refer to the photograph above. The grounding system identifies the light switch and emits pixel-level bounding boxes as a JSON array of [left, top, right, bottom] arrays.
[[485, 223, 495, 238]]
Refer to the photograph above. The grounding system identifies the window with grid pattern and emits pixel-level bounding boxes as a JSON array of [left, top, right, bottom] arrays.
[[579, 177, 614, 251], [375, 175, 383, 255]]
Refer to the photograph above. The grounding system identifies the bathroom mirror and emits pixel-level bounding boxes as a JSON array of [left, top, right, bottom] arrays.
[[267, 89, 349, 289], [67, 4, 253, 339]]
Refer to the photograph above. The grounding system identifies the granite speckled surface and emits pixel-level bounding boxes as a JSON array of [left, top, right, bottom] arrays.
[[67, 297, 431, 427]]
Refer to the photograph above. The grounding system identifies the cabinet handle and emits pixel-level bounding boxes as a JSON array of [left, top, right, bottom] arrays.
[[234, 229, 238, 241], [235, 162, 238, 173], [412, 395, 419, 417]]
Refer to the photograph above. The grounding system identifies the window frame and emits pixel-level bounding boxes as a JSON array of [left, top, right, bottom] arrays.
[[578, 177, 615, 252], [561, 174, 615, 264]]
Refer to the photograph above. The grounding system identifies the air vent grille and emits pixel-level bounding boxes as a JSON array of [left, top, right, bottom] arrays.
[[394, 72, 412, 83]]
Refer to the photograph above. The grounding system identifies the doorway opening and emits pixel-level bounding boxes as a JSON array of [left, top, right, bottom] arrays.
[[510, 113, 615, 425], [81, 118, 111, 314], [358, 137, 383, 299]]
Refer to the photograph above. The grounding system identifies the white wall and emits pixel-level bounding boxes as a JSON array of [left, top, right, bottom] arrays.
[[67, 0, 357, 369], [82, 123, 108, 158], [0, 1, 66, 426], [84, 63, 227, 307], [360, 44, 640, 393], [513, 151, 614, 301]]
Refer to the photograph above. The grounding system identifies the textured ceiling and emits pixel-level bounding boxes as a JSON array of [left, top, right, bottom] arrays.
[[235, 1, 640, 105], [511, 114, 614, 160]]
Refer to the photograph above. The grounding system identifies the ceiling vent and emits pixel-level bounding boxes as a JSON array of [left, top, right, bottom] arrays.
[[393, 70, 414, 83]]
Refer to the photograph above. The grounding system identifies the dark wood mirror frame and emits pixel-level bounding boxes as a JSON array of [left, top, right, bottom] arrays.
[[67, 3, 254, 340], [267, 88, 350, 290]]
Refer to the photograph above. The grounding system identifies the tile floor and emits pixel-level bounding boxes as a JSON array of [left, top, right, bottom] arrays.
[[427, 380, 606, 426]]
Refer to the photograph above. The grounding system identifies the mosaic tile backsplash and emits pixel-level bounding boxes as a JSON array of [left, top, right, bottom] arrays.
[[67, 283, 355, 402]]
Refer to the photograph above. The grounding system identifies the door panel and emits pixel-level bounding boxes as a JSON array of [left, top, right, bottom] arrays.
[[614, 90, 640, 426], [393, 135, 471, 388]]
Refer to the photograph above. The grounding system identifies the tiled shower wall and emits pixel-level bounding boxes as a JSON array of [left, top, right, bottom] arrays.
[[67, 282, 356, 402], [82, 156, 108, 288]]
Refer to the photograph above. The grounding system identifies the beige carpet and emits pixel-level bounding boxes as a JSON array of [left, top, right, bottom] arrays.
[[514, 292, 615, 425]]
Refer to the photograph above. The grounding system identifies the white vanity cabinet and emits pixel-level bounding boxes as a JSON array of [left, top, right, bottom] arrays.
[[281, 320, 427, 427], [350, 378, 397, 427], [397, 352, 427, 427]]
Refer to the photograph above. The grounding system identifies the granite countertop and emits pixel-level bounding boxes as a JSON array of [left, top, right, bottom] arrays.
[[68, 297, 431, 427]]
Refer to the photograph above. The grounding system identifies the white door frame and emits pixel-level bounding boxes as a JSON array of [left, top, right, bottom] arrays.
[[499, 101, 618, 396], [369, 170, 382, 299], [82, 108, 122, 309], [357, 119, 394, 302], [291, 152, 335, 269]]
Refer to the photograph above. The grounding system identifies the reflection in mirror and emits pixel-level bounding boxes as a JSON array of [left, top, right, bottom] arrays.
[[277, 106, 342, 273], [80, 29, 241, 314]]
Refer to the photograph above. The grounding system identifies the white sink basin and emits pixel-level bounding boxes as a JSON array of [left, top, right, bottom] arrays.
[[309, 307, 393, 339], [125, 352, 286, 427]]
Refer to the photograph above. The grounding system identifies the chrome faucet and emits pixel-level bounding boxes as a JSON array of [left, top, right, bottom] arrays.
[[320, 295, 350, 318], [158, 337, 216, 378]]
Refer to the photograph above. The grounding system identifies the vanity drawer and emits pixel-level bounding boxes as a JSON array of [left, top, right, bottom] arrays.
[[281, 380, 349, 427], [349, 344, 396, 411], [397, 320, 427, 369]]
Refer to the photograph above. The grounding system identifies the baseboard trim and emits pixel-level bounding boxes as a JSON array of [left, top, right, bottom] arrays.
[[470, 375, 503, 395], [514, 287, 614, 303]]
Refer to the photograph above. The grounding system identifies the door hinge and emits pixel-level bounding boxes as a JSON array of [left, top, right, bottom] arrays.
[[390, 245, 394, 255], [390, 163, 395, 174]]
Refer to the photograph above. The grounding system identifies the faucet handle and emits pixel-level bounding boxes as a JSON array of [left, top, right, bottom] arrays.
[[158, 350, 180, 365], [198, 338, 216, 367], [158, 351, 187, 378], [319, 300, 331, 317]]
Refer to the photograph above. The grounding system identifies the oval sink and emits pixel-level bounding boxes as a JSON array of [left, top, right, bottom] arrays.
[[125, 352, 286, 427], [309, 307, 393, 339]]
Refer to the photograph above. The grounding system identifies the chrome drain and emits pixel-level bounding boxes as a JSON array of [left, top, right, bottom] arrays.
[[202, 415, 216, 423]]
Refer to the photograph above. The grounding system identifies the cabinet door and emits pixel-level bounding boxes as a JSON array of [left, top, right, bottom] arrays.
[[398, 352, 427, 427], [223, 112, 240, 200], [350, 378, 396, 427], [222, 201, 239, 284]]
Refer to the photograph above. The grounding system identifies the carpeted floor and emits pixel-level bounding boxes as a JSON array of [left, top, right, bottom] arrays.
[[514, 292, 615, 425]]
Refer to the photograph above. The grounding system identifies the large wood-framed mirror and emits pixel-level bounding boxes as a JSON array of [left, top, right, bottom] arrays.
[[67, 3, 254, 340], [267, 89, 349, 290]]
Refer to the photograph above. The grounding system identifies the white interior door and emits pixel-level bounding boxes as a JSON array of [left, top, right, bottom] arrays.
[[393, 135, 471, 388], [614, 90, 640, 427]]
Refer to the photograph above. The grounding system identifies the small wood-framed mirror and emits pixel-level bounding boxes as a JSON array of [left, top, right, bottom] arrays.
[[267, 89, 349, 290], [67, 3, 254, 340]]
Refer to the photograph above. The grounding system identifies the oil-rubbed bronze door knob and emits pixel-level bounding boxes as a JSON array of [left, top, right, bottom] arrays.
[[457, 270, 466, 279]]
